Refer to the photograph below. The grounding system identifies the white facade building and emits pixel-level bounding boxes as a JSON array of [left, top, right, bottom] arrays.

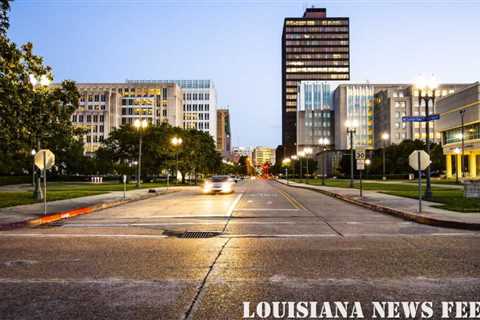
[[128, 80, 217, 142]]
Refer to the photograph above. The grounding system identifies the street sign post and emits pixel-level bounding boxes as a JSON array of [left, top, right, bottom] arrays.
[[409, 150, 431, 212], [34, 149, 55, 215], [356, 159, 365, 198]]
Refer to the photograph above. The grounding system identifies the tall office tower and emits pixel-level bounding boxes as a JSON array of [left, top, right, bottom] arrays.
[[127, 80, 217, 142], [216, 108, 231, 156], [296, 81, 333, 153], [282, 7, 350, 156], [72, 82, 183, 154]]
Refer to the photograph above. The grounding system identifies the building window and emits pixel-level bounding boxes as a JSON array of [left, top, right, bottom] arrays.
[[163, 109, 167, 117]]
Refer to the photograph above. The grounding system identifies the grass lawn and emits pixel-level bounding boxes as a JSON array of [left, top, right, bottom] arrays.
[[0, 181, 184, 209], [292, 178, 480, 213]]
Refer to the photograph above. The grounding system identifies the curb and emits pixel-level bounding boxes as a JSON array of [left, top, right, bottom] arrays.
[[0, 190, 171, 231], [276, 180, 480, 231]]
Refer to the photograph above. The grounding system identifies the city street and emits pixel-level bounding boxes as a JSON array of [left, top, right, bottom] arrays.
[[1, 178, 479, 319]]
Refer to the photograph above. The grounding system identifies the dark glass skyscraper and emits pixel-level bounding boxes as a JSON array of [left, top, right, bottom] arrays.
[[282, 8, 350, 156]]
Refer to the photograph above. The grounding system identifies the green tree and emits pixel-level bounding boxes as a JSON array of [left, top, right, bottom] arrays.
[[0, 0, 83, 175]]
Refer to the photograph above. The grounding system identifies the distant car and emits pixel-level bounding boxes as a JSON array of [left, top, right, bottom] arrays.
[[202, 175, 235, 194]]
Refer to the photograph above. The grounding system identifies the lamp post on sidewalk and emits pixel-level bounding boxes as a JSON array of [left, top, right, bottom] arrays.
[[318, 138, 329, 186], [459, 109, 466, 178], [133, 119, 148, 188], [298, 151, 305, 180], [304, 147, 313, 179], [345, 120, 358, 188], [291, 155, 298, 178], [381, 132, 389, 180], [171, 136, 183, 183], [454, 147, 461, 184], [282, 158, 291, 184], [414, 74, 438, 200], [29, 73, 51, 200]]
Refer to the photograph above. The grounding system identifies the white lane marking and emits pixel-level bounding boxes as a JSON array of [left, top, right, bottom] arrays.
[[227, 193, 243, 217], [267, 201, 272, 205], [0, 234, 167, 239], [247, 200, 253, 203], [234, 208, 300, 211]]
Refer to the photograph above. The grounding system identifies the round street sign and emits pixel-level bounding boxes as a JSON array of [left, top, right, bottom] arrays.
[[34, 149, 55, 170], [409, 150, 431, 171]]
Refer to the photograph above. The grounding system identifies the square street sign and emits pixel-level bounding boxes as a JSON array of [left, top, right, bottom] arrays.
[[355, 148, 366, 160], [356, 159, 365, 170]]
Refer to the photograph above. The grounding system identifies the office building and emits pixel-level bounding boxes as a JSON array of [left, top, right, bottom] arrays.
[[373, 83, 471, 149], [436, 82, 480, 179], [333, 84, 374, 150], [72, 82, 183, 153], [282, 7, 350, 156], [252, 147, 276, 167], [216, 108, 231, 156], [296, 81, 333, 154], [127, 80, 217, 141]]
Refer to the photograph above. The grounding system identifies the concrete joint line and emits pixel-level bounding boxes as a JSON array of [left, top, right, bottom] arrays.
[[183, 238, 231, 320]]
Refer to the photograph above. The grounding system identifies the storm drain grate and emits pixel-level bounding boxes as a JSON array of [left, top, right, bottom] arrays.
[[164, 230, 222, 239]]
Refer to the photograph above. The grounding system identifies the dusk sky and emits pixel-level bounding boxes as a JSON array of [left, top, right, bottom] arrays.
[[8, 0, 480, 148]]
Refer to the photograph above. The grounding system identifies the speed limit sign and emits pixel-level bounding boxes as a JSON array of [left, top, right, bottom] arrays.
[[355, 148, 366, 160]]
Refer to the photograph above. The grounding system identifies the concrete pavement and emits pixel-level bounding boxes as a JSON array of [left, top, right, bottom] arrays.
[[0, 179, 479, 319], [278, 179, 480, 229]]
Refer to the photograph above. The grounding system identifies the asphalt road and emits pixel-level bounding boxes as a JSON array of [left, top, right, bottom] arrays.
[[0, 178, 479, 319]]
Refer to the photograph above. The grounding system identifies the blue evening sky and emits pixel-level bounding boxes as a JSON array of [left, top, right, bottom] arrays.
[[8, 0, 480, 148]]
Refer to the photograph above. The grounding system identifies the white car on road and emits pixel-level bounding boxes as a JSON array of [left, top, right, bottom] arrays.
[[202, 175, 235, 194]]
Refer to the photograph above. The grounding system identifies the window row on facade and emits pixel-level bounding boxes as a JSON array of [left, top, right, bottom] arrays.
[[284, 26, 348, 33], [285, 33, 349, 40], [183, 92, 210, 101], [183, 104, 210, 112], [285, 20, 348, 26]]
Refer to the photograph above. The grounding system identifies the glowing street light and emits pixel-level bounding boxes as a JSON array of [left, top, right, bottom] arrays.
[[171, 136, 183, 183], [381, 132, 389, 180], [414, 74, 438, 199], [318, 138, 330, 186], [133, 119, 149, 188], [345, 120, 358, 187]]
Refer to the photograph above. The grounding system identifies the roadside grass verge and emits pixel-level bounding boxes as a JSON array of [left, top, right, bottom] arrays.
[[291, 179, 480, 213], [0, 182, 182, 209]]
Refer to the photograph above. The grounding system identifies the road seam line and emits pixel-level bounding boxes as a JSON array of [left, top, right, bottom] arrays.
[[183, 238, 231, 320]]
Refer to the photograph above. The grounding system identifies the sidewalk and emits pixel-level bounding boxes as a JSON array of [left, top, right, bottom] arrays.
[[360, 179, 464, 190], [0, 186, 194, 228], [277, 179, 480, 230]]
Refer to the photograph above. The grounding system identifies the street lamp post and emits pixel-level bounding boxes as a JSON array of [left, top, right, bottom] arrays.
[[133, 119, 148, 188], [381, 132, 389, 180], [304, 147, 313, 179], [291, 155, 298, 178], [282, 158, 291, 184], [459, 109, 466, 179], [31, 149, 36, 188], [171, 136, 183, 183], [298, 151, 305, 180], [415, 75, 438, 199], [454, 147, 461, 184], [345, 120, 358, 188], [318, 138, 330, 186], [29, 74, 50, 201]]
